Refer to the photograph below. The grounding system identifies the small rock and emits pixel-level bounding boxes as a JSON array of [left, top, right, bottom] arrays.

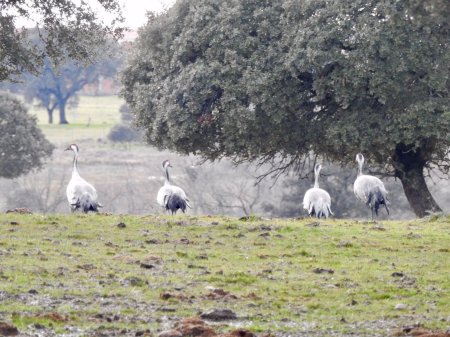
[[392, 272, 404, 277], [28, 289, 39, 295], [196, 253, 208, 260], [34, 323, 46, 330], [157, 307, 177, 312], [313, 267, 334, 274], [200, 308, 237, 321], [123, 276, 145, 287], [140, 263, 155, 269], [395, 303, 408, 310], [117, 222, 126, 228], [259, 224, 272, 231], [145, 239, 160, 244]]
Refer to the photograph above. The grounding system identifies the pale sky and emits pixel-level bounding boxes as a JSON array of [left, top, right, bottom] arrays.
[[120, 0, 176, 29], [13, 0, 176, 30]]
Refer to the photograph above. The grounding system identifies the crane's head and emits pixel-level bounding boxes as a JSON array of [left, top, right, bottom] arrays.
[[162, 160, 172, 169], [356, 153, 364, 164], [65, 144, 79, 153], [314, 163, 322, 174]]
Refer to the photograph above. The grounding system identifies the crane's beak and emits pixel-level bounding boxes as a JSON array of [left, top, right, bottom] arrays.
[[64, 146, 71, 151]]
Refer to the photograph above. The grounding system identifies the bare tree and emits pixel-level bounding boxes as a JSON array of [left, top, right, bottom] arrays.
[[6, 168, 67, 213]]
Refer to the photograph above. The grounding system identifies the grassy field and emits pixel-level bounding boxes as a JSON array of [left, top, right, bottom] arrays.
[[29, 95, 123, 143], [0, 213, 449, 336]]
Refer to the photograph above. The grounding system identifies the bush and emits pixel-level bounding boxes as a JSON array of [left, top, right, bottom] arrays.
[[0, 93, 54, 178], [108, 124, 142, 142]]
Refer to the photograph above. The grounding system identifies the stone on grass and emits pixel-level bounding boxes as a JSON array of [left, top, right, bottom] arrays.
[[200, 309, 237, 321]]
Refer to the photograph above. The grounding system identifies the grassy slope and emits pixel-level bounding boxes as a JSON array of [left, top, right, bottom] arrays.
[[0, 213, 449, 336], [30, 95, 123, 143]]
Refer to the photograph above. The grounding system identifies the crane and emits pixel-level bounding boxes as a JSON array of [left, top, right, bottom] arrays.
[[65, 144, 101, 213], [157, 160, 190, 214]]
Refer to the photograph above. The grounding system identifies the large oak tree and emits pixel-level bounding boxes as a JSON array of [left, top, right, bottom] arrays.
[[122, 0, 450, 217]]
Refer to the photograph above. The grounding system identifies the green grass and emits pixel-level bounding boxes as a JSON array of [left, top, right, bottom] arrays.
[[0, 214, 449, 336], [27, 95, 124, 143]]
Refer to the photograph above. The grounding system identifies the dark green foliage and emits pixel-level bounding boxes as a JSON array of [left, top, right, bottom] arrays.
[[0, 94, 54, 178], [122, 0, 449, 216], [0, 1, 124, 81]]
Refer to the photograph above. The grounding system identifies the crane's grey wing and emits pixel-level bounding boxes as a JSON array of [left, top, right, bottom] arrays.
[[67, 178, 99, 213], [354, 175, 389, 216], [303, 188, 332, 218]]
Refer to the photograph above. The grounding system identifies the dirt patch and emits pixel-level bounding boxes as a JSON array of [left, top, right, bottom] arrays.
[[35, 312, 68, 322], [159, 317, 258, 337], [206, 288, 238, 301], [0, 322, 19, 336], [6, 208, 32, 214], [160, 292, 192, 302], [393, 326, 450, 337]]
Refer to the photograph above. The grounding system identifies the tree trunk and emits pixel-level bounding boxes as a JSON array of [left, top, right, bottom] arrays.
[[47, 109, 53, 124], [59, 104, 69, 124], [393, 144, 442, 218]]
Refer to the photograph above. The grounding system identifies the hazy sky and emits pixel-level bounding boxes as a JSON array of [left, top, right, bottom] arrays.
[[121, 0, 176, 29], [14, 0, 176, 30]]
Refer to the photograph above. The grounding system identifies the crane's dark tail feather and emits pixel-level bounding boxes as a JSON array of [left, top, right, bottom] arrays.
[[308, 203, 331, 219], [165, 194, 187, 215], [367, 187, 389, 217], [79, 193, 100, 213]]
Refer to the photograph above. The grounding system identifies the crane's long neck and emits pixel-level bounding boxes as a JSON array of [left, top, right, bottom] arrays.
[[72, 151, 80, 176], [314, 167, 320, 188], [357, 160, 363, 176], [164, 165, 170, 185]]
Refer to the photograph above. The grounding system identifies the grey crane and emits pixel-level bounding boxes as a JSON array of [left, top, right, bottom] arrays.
[[353, 153, 389, 219], [303, 164, 333, 218], [65, 144, 101, 213], [157, 160, 190, 214]]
